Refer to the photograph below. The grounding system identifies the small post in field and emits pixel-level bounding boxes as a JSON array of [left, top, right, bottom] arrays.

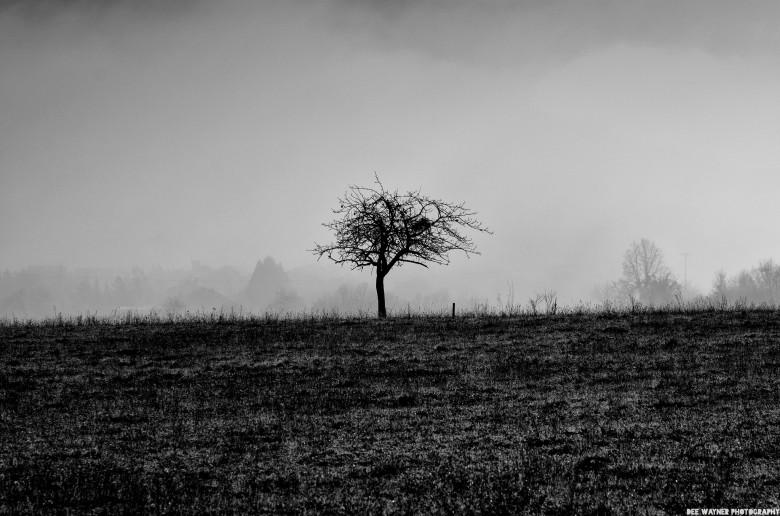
[[452, 302, 455, 318]]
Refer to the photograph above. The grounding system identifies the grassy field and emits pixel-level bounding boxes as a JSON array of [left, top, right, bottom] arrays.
[[1, 308, 780, 514]]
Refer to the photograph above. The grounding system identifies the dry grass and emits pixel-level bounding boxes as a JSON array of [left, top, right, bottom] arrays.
[[1, 308, 779, 514]]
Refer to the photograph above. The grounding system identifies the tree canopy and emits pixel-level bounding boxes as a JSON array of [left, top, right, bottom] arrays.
[[312, 175, 491, 317], [616, 238, 680, 304]]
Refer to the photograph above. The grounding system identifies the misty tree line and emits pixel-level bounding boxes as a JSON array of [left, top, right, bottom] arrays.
[[0, 266, 155, 317], [711, 260, 780, 304], [598, 238, 780, 306], [0, 260, 293, 318], [0, 258, 454, 318], [2, 242, 778, 318]]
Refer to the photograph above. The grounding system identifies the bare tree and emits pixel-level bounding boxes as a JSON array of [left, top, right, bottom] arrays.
[[616, 238, 680, 304], [312, 175, 491, 318], [712, 259, 780, 304], [711, 269, 728, 299], [752, 259, 780, 293]]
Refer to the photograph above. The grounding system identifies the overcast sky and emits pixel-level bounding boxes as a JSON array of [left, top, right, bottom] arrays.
[[2, 0, 779, 302]]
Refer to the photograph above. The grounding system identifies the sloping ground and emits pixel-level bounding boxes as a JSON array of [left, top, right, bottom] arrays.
[[1, 310, 779, 514]]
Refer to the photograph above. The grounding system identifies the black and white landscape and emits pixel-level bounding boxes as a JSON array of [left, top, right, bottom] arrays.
[[2, 1, 779, 513]]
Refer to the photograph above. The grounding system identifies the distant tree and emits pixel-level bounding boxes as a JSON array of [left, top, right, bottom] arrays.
[[616, 238, 680, 304], [128, 267, 155, 306], [109, 277, 130, 307], [163, 296, 186, 316], [752, 259, 780, 293], [711, 269, 728, 300], [711, 259, 780, 304], [312, 175, 491, 318], [270, 288, 305, 313], [75, 278, 102, 311], [244, 256, 293, 309]]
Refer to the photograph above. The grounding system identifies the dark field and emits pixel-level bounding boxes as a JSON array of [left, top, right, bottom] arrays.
[[2, 309, 780, 514]]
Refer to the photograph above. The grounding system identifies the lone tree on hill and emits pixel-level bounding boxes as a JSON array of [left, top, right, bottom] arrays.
[[312, 175, 491, 318]]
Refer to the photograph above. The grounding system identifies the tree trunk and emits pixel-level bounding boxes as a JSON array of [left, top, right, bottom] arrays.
[[376, 273, 387, 318]]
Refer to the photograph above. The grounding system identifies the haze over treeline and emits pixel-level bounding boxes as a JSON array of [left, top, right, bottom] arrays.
[[2, 249, 780, 318], [2, 1, 779, 309], [0, 257, 454, 318]]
